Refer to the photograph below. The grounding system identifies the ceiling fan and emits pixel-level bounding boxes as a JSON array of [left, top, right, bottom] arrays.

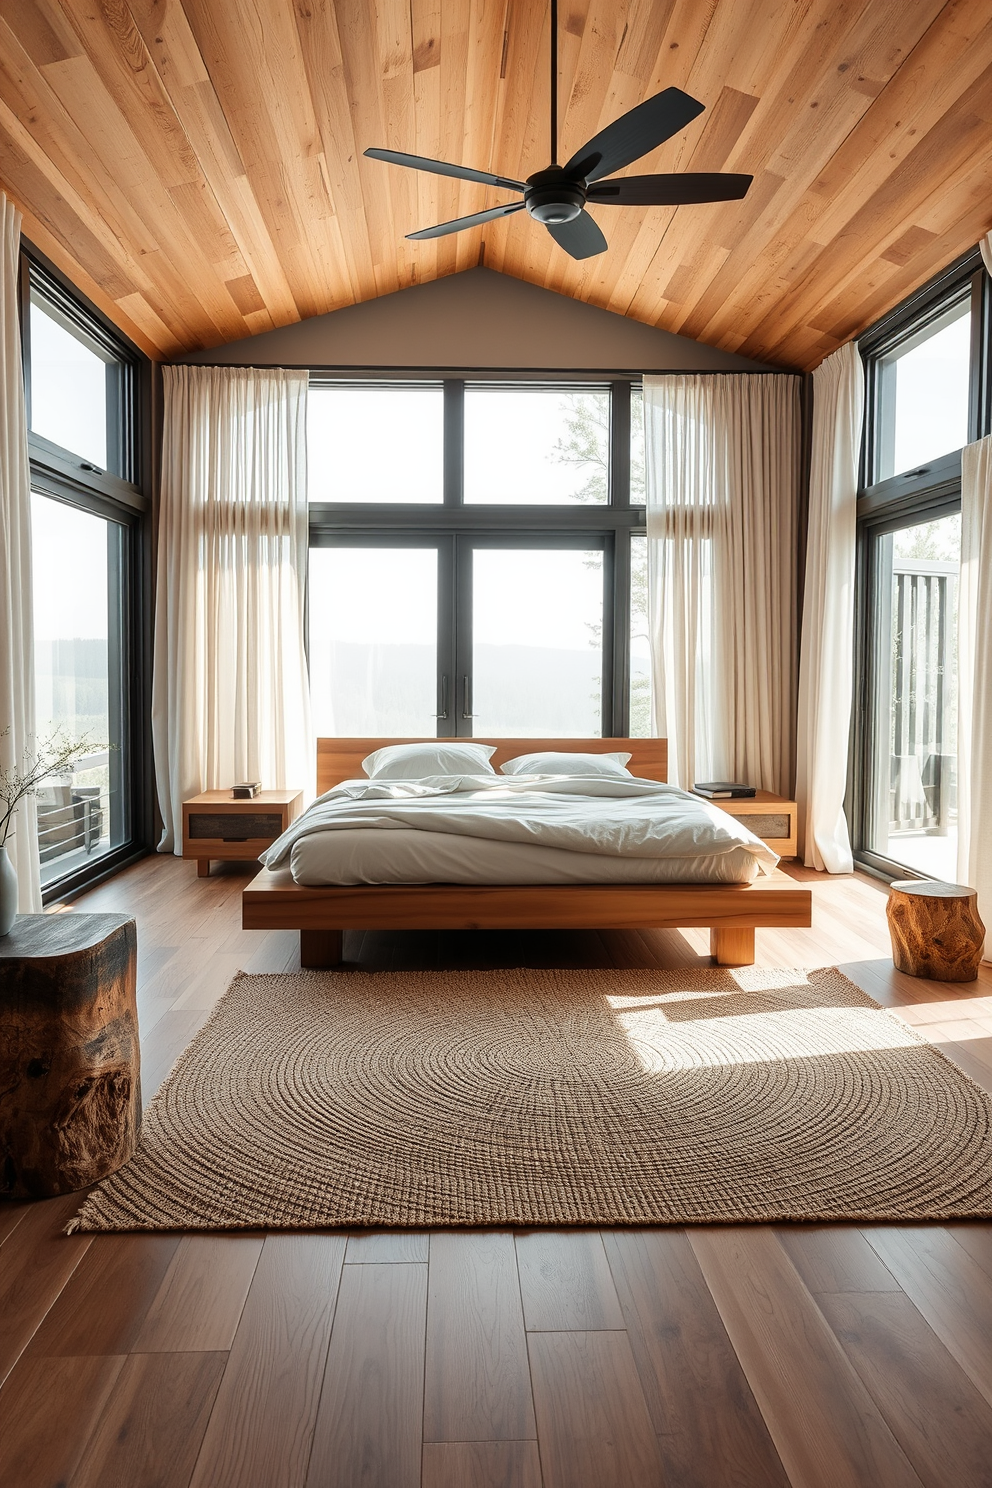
[[364, 0, 752, 261]]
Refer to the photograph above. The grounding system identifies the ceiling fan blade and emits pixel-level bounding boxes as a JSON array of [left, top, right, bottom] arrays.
[[588, 172, 753, 206], [406, 201, 526, 241], [563, 88, 705, 184], [364, 147, 525, 194], [545, 210, 608, 260]]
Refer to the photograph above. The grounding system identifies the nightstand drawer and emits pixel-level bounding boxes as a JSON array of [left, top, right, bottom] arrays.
[[187, 812, 284, 841], [710, 793, 797, 858], [724, 811, 792, 839]]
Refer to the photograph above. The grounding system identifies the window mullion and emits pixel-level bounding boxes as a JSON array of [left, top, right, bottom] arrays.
[[443, 380, 464, 505], [610, 380, 630, 507]]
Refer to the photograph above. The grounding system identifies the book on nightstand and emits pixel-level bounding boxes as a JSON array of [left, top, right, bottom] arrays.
[[692, 782, 757, 799], [231, 782, 262, 799]]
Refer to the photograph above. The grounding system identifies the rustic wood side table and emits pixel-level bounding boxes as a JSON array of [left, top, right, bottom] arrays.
[[182, 789, 303, 877], [0, 912, 140, 1198], [886, 880, 986, 982]]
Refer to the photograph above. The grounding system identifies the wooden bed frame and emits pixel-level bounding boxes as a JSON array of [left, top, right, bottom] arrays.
[[242, 738, 812, 968]]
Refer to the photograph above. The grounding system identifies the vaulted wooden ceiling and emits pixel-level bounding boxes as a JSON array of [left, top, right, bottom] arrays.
[[1, 0, 990, 367]]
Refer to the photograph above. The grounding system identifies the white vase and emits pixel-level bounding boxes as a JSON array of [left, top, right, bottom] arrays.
[[0, 842, 18, 935]]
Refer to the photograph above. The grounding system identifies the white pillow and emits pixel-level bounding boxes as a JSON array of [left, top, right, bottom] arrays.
[[500, 750, 632, 777], [362, 741, 497, 779]]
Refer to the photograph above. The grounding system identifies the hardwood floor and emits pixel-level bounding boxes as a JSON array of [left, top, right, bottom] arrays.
[[2, 853, 991, 1488]]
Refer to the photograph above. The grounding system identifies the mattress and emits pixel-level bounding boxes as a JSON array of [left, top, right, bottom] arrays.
[[289, 827, 764, 886]]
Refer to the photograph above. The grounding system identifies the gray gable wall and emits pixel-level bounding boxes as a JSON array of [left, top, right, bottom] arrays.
[[180, 266, 779, 372]]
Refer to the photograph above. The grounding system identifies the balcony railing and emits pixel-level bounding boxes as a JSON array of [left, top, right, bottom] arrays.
[[36, 749, 113, 884], [887, 558, 957, 836]]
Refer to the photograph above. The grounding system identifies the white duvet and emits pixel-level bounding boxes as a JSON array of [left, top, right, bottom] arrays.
[[261, 773, 779, 884]]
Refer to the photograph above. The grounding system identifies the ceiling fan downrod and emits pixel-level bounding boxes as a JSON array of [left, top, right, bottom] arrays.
[[550, 0, 558, 167]]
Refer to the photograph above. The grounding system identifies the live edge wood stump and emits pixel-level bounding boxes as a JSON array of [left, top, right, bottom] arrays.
[[0, 913, 140, 1199], [886, 880, 986, 982]]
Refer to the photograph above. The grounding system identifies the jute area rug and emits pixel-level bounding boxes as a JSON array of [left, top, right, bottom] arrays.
[[70, 965, 992, 1232]]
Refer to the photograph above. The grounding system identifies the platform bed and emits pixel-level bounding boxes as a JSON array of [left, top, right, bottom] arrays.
[[242, 737, 812, 968]]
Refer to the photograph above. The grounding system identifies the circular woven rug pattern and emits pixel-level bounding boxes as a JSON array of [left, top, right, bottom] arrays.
[[69, 965, 992, 1231]]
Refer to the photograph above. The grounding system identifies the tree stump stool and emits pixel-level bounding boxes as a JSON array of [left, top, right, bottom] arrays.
[[886, 880, 986, 982], [0, 913, 140, 1198]]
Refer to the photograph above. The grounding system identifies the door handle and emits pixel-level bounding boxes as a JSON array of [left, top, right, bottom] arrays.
[[461, 675, 477, 719], [435, 675, 449, 720]]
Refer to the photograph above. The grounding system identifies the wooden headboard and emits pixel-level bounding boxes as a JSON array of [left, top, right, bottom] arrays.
[[316, 738, 668, 795]]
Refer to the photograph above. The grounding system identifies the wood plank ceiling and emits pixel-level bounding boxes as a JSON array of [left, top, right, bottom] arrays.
[[1, 0, 990, 368]]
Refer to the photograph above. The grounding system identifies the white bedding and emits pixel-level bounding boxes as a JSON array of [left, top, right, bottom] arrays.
[[262, 773, 778, 886], [288, 828, 763, 885]]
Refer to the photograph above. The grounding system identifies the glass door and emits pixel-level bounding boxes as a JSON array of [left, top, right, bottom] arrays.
[[863, 510, 961, 876], [455, 537, 608, 738], [308, 542, 444, 736], [31, 491, 128, 886], [307, 535, 610, 740]]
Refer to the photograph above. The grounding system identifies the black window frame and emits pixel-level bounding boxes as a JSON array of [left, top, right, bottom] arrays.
[[20, 243, 155, 903], [307, 375, 646, 738], [850, 246, 992, 880]]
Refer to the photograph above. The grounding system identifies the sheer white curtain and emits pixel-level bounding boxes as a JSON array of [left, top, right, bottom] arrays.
[[958, 435, 991, 954], [0, 192, 42, 911], [643, 373, 801, 794], [153, 365, 313, 852], [795, 342, 864, 872]]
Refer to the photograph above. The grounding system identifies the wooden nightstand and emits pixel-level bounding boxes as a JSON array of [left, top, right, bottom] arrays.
[[711, 791, 797, 859], [182, 790, 303, 877]]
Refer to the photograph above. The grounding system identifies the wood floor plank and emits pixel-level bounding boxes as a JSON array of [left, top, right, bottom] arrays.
[[817, 1290, 992, 1488], [187, 1234, 346, 1488], [515, 1230, 624, 1332], [70, 1351, 228, 1488], [528, 1330, 666, 1488], [778, 1225, 903, 1295], [140, 1008, 211, 1100], [0, 1355, 124, 1488], [603, 1227, 789, 1488], [344, 1230, 430, 1263], [170, 951, 245, 1011], [690, 1227, 925, 1488], [305, 1261, 427, 1488], [424, 1231, 536, 1442], [864, 1226, 992, 1408], [0, 1192, 93, 1383], [944, 1222, 992, 1283], [0, 1201, 29, 1245], [421, 1439, 543, 1488], [132, 1235, 264, 1352], [26, 1232, 181, 1358]]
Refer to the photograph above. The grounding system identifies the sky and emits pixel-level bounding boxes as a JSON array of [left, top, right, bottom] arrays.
[[31, 492, 109, 642], [307, 385, 612, 505], [30, 301, 108, 469], [309, 546, 603, 652], [889, 308, 971, 477]]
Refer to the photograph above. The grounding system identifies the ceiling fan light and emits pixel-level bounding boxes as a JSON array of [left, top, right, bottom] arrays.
[[525, 182, 585, 225]]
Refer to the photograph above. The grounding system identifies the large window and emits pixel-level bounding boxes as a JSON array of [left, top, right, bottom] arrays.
[[853, 249, 991, 879], [22, 249, 150, 899], [307, 379, 646, 738]]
